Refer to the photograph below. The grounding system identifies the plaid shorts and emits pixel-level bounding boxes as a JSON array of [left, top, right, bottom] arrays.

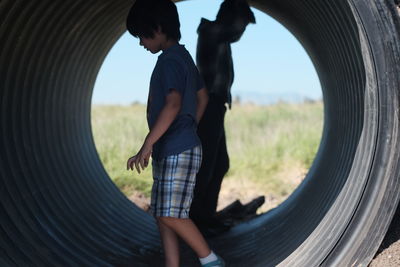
[[150, 146, 202, 218]]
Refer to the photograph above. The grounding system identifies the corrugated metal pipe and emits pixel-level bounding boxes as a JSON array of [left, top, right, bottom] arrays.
[[1, 0, 400, 266]]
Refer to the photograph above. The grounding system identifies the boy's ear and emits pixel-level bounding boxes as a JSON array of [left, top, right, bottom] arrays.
[[155, 25, 164, 35]]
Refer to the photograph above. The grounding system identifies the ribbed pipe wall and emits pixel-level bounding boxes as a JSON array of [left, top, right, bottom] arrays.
[[1, 0, 399, 266]]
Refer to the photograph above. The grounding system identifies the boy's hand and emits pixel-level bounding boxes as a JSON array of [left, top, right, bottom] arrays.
[[127, 142, 152, 174], [127, 90, 180, 174]]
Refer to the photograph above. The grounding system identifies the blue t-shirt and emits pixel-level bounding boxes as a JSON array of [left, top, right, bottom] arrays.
[[147, 43, 204, 160]]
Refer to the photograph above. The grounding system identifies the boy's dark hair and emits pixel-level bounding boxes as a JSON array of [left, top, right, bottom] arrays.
[[126, 0, 181, 41]]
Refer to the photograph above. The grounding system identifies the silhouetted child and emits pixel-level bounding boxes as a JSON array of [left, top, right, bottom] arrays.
[[190, 0, 256, 234], [126, 0, 224, 266]]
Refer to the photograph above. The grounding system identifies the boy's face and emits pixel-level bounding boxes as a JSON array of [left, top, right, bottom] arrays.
[[139, 29, 165, 54]]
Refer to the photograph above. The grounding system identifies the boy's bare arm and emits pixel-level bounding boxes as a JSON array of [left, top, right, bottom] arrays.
[[196, 87, 209, 123], [127, 89, 181, 173]]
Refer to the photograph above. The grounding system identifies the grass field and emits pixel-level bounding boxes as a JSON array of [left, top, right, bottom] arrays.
[[91, 101, 324, 212]]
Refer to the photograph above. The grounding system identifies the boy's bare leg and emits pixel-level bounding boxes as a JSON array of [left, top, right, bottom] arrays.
[[158, 217, 211, 258], [157, 219, 180, 267]]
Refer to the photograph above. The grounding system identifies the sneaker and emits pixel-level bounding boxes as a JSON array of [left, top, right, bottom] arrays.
[[201, 255, 225, 267]]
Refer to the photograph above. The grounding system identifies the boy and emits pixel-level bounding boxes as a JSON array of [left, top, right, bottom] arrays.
[[126, 0, 225, 266]]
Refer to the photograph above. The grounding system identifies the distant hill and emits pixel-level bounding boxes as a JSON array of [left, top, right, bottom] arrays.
[[232, 90, 322, 105]]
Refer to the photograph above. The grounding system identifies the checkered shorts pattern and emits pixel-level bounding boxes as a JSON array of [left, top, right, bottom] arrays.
[[150, 146, 202, 218]]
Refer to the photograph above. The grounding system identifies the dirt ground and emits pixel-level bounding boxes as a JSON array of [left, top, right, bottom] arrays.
[[369, 207, 400, 267], [370, 240, 400, 267]]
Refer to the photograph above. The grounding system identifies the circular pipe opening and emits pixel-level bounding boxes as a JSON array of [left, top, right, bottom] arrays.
[[90, 1, 324, 217]]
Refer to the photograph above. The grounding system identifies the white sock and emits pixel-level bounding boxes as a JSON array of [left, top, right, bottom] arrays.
[[199, 251, 218, 265]]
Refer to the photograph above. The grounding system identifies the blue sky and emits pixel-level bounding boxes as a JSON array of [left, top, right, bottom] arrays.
[[92, 0, 322, 105]]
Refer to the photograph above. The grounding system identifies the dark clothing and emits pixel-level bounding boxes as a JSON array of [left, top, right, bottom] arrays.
[[190, 95, 229, 225], [189, 18, 235, 226], [147, 44, 204, 160], [195, 18, 234, 107], [190, 1, 255, 228]]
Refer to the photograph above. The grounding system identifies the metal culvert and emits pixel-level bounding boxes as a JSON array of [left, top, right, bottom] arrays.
[[1, 0, 400, 266]]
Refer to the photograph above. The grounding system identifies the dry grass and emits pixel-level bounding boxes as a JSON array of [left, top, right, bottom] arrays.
[[91, 101, 323, 213]]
